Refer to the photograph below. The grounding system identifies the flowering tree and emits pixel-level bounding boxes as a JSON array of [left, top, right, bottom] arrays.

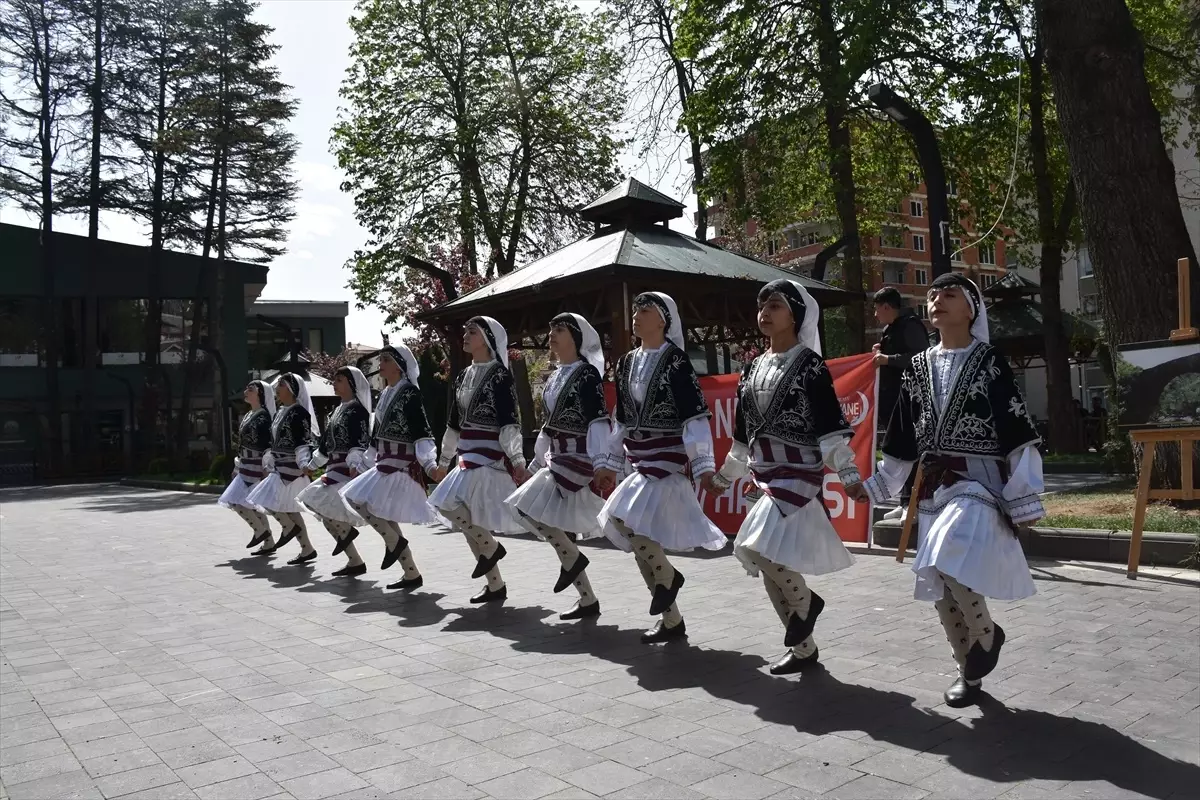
[[304, 348, 357, 381], [382, 244, 488, 346]]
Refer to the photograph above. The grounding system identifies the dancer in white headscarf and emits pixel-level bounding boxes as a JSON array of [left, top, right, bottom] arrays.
[[218, 380, 278, 555], [710, 280, 859, 675], [297, 366, 373, 577], [594, 292, 727, 644], [430, 317, 528, 604], [246, 373, 319, 565], [505, 313, 609, 620], [341, 345, 438, 590], [849, 272, 1042, 708]]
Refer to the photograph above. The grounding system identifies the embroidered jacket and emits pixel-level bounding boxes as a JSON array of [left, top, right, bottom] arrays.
[[544, 362, 607, 436], [238, 408, 272, 455], [734, 347, 851, 449], [884, 341, 1039, 462], [613, 343, 708, 433], [449, 361, 519, 432], [318, 400, 371, 456], [374, 384, 433, 445], [438, 361, 526, 472], [269, 404, 314, 458]]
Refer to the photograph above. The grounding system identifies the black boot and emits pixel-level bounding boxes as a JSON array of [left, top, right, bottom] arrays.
[[471, 542, 507, 579], [332, 563, 367, 577], [554, 553, 590, 594], [386, 575, 424, 591], [332, 528, 359, 557], [769, 648, 820, 675], [559, 600, 600, 621], [784, 591, 826, 648], [470, 584, 507, 604], [381, 536, 410, 571], [963, 624, 1005, 682], [648, 570, 685, 616], [641, 619, 687, 644], [944, 677, 983, 708]]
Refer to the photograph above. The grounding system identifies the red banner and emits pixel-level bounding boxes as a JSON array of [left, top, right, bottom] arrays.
[[604, 353, 877, 543]]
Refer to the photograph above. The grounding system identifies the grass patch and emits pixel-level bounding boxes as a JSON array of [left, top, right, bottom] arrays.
[[1042, 452, 1105, 464], [1042, 479, 1200, 534]]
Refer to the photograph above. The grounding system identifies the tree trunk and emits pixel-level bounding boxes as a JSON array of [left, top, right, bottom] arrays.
[[1042, 0, 1199, 346], [140, 39, 170, 467], [82, 0, 103, 473], [1043, 0, 1200, 489], [37, 4, 61, 476]]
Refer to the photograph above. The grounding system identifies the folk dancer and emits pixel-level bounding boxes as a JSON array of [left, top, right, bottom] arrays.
[[430, 317, 530, 603], [710, 280, 860, 675], [246, 373, 320, 565], [849, 273, 1043, 707], [340, 345, 439, 590], [594, 292, 727, 644], [505, 313, 608, 620], [297, 367, 373, 577], [217, 380, 278, 555]]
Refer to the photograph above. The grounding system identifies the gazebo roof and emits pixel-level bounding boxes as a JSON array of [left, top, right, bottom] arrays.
[[983, 270, 1040, 299], [987, 297, 1100, 366], [579, 177, 686, 226]]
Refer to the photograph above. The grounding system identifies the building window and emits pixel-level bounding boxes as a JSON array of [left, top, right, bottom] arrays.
[[246, 321, 289, 371], [914, 268, 928, 285], [981, 274, 998, 288], [946, 177, 957, 197], [917, 304, 929, 320], [949, 237, 962, 260], [910, 200, 924, 218], [1078, 247, 1093, 277], [883, 264, 905, 285], [0, 298, 41, 366], [882, 227, 904, 248], [307, 328, 324, 355], [766, 238, 777, 256], [786, 230, 800, 249], [715, 226, 724, 238], [913, 234, 926, 252], [1082, 294, 1101, 316], [979, 242, 997, 265]]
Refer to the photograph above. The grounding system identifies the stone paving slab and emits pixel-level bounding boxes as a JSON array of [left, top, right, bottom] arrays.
[[1, 484, 1198, 800]]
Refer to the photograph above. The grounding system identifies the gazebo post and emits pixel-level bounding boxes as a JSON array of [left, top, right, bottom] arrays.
[[610, 281, 632, 356]]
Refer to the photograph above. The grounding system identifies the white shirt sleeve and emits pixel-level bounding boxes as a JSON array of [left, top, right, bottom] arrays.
[[262, 450, 275, 472], [438, 428, 460, 469], [532, 431, 551, 471], [603, 420, 627, 471], [819, 433, 860, 486], [296, 445, 313, 468], [683, 417, 716, 476], [307, 449, 330, 470], [863, 454, 914, 504], [1005, 445, 1045, 524], [499, 424, 526, 470], [585, 418, 610, 469], [346, 448, 367, 473], [415, 438, 437, 474], [716, 441, 751, 484], [361, 445, 378, 469]]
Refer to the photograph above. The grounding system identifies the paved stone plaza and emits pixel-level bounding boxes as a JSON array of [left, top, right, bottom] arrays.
[[1, 485, 1198, 800]]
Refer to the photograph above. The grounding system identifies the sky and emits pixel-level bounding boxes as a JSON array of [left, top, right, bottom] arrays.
[[0, 0, 696, 350]]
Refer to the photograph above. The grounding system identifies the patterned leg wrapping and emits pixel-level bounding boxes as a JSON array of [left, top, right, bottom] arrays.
[[445, 505, 504, 591], [940, 572, 996, 652], [756, 558, 817, 657], [322, 519, 364, 566], [617, 523, 681, 626], [542, 527, 597, 604], [934, 583, 976, 683]]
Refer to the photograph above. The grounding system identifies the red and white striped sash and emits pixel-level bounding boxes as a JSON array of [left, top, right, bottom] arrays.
[[320, 454, 353, 486], [238, 449, 264, 484], [274, 458, 304, 483], [373, 440, 426, 487], [750, 439, 824, 517], [547, 433, 594, 494], [458, 429, 516, 478], [623, 433, 688, 480]]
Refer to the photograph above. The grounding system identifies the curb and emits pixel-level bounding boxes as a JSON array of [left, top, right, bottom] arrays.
[[872, 519, 1196, 567], [119, 478, 223, 496]]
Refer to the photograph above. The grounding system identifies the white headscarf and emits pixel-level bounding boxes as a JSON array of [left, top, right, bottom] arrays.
[[380, 344, 420, 388], [468, 316, 511, 369], [930, 273, 989, 344], [635, 291, 685, 351], [762, 279, 823, 356], [552, 312, 605, 374], [250, 379, 276, 417], [274, 372, 316, 424], [339, 366, 373, 413]]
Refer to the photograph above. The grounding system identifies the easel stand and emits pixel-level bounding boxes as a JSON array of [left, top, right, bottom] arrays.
[[1128, 257, 1199, 579]]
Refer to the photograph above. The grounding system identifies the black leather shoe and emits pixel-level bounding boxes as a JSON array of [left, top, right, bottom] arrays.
[[648, 570, 685, 617], [769, 648, 820, 675], [275, 525, 300, 551], [386, 575, 424, 591], [332, 563, 367, 578], [252, 542, 276, 556], [641, 619, 687, 644], [247, 529, 271, 549], [471, 542, 507, 580], [963, 624, 1005, 681], [554, 553, 590, 594], [470, 584, 507, 604], [559, 601, 600, 620], [944, 677, 983, 708], [381, 536, 410, 571], [286, 550, 317, 566], [332, 529, 359, 557], [784, 591, 826, 648]]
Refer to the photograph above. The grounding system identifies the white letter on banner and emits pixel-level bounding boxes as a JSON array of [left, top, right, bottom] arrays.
[[715, 397, 734, 439], [823, 473, 846, 519]]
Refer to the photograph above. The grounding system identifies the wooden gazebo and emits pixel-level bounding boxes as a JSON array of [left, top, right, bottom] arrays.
[[418, 179, 857, 362], [983, 271, 1099, 369]]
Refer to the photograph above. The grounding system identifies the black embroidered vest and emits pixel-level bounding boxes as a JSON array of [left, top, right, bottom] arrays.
[[614, 344, 708, 433], [319, 400, 371, 455], [373, 384, 433, 444], [270, 404, 313, 456], [734, 348, 851, 448], [238, 408, 272, 453], [543, 364, 607, 436], [448, 362, 519, 432]]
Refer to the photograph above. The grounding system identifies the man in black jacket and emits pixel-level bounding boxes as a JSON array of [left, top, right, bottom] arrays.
[[871, 287, 931, 520]]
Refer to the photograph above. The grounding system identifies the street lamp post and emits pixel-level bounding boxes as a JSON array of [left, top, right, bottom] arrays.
[[867, 83, 953, 278]]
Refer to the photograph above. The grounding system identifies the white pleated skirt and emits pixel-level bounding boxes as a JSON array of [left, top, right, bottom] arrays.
[[217, 475, 258, 510], [430, 464, 526, 534], [246, 473, 308, 514], [598, 472, 728, 553], [505, 468, 604, 539], [339, 467, 438, 525], [297, 479, 364, 526], [911, 482, 1036, 601], [734, 495, 854, 576]]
